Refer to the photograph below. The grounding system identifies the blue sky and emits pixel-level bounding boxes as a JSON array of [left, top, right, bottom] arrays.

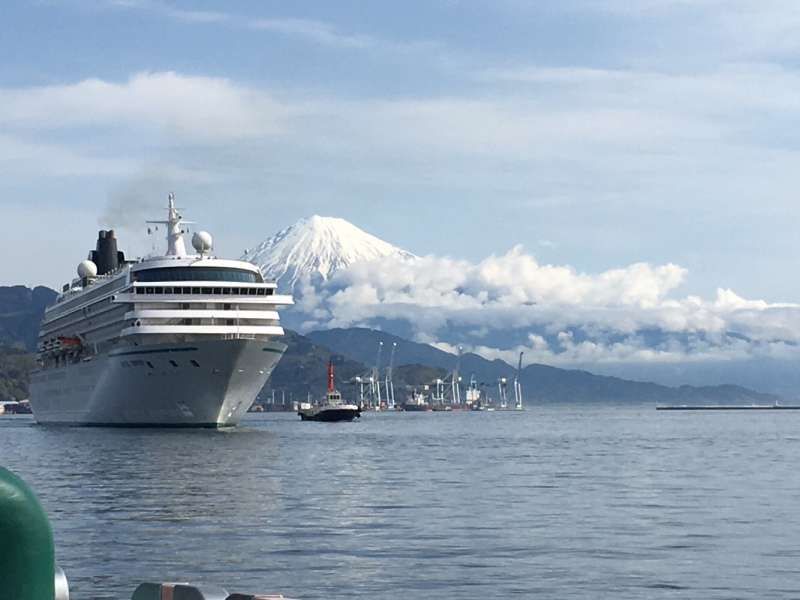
[[2, 0, 800, 305]]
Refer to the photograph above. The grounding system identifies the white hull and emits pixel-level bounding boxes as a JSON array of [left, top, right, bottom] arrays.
[[29, 339, 285, 427]]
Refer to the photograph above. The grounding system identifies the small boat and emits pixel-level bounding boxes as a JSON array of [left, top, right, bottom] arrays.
[[298, 361, 361, 422]]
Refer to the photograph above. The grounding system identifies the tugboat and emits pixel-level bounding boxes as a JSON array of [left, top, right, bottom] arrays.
[[298, 361, 361, 422]]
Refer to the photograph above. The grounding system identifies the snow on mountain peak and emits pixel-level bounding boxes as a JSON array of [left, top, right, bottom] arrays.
[[242, 215, 415, 292]]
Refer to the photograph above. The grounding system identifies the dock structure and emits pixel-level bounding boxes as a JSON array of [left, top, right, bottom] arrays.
[[657, 404, 800, 411]]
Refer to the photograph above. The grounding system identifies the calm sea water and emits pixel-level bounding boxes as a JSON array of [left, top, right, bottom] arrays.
[[3, 406, 800, 599]]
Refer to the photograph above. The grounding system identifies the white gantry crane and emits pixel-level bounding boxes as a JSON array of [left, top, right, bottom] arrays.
[[384, 342, 397, 408], [514, 351, 524, 410], [350, 340, 392, 409], [497, 377, 509, 409], [428, 345, 465, 408], [454, 345, 463, 405], [431, 377, 446, 406], [371, 340, 384, 408], [351, 375, 369, 407]]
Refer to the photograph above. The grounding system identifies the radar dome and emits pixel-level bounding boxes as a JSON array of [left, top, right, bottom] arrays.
[[77, 260, 98, 278], [192, 231, 213, 255]]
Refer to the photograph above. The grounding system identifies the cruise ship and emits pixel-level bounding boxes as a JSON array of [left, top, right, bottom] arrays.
[[28, 195, 293, 427]]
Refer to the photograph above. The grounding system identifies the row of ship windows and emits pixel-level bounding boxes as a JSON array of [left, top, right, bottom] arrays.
[[132, 319, 241, 326], [121, 359, 201, 369], [134, 287, 274, 296]]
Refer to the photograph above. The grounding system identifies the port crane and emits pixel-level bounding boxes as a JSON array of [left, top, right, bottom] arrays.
[[497, 377, 509, 409], [431, 345, 462, 406], [514, 351, 524, 410], [384, 342, 397, 408], [451, 345, 463, 405], [372, 341, 384, 408], [348, 340, 385, 409]]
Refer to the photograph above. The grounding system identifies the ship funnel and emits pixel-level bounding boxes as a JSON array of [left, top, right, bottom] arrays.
[[90, 230, 126, 275]]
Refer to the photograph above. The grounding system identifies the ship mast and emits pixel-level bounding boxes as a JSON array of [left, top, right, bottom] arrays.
[[146, 193, 194, 256]]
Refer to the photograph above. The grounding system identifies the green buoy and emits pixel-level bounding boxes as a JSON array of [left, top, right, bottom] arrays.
[[0, 467, 56, 600]]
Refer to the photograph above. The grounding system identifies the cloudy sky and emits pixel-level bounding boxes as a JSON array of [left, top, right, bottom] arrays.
[[2, 0, 799, 306]]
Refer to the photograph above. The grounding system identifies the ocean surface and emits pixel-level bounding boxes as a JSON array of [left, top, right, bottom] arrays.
[[3, 405, 800, 599]]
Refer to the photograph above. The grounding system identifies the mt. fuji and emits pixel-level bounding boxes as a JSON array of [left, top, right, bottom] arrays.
[[242, 215, 414, 293], [239, 214, 800, 397]]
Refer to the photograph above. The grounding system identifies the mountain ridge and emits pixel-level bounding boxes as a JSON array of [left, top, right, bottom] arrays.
[[308, 327, 780, 405], [0, 285, 58, 351]]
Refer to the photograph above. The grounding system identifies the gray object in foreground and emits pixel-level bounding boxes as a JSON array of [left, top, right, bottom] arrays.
[[131, 582, 292, 600], [132, 583, 228, 600]]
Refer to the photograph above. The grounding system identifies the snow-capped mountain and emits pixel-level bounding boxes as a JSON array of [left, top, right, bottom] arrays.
[[242, 215, 415, 292]]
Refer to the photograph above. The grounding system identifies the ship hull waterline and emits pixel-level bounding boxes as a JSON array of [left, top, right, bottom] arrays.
[[298, 407, 361, 422], [29, 339, 286, 427]]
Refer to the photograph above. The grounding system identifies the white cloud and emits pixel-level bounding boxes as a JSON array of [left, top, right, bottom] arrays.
[[102, 0, 425, 51], [248, 18, 373, 49], [479, 63, 800, 116], [291, 247, 800, 368], [568, 0, 800, 60], [0, 133, 135, 178], [0, 71, 292, 142], [101, 0, 229, 23], [2, 62, 798, 186]]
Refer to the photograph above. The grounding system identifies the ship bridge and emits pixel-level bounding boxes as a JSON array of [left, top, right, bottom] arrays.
[[118, 258, 292, 340]]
